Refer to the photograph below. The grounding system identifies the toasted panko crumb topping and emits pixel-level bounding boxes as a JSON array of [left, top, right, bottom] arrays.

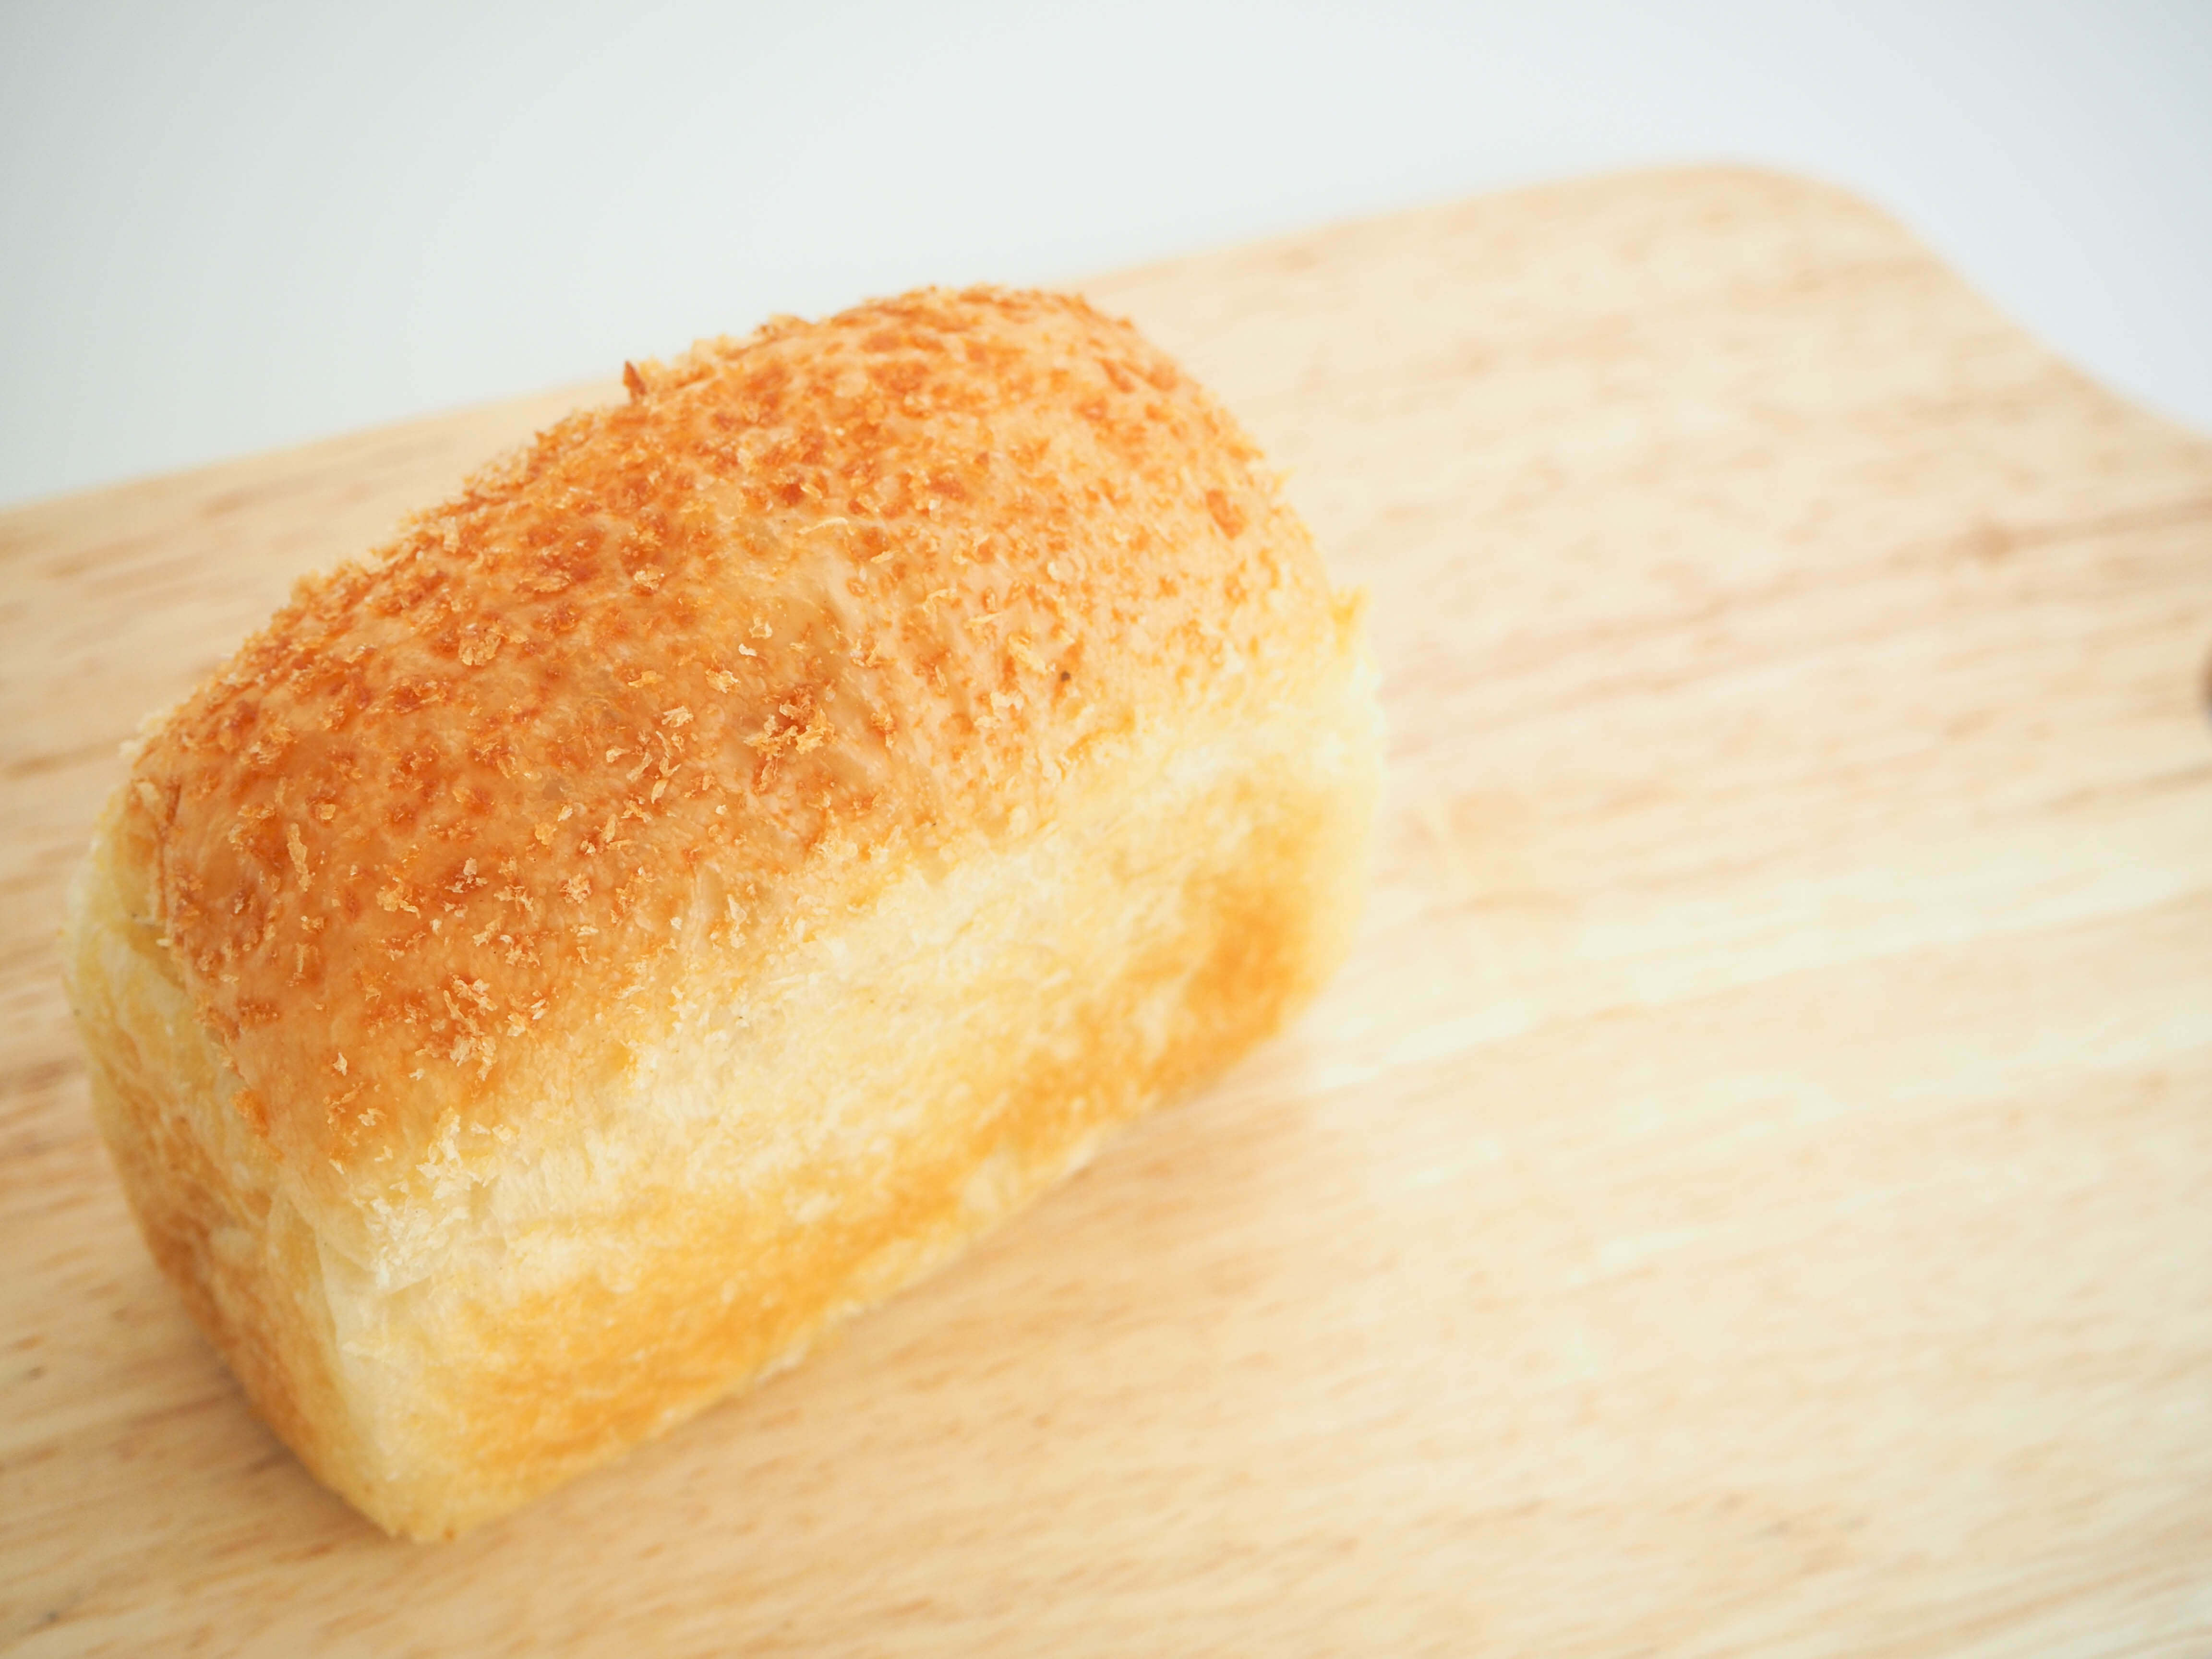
[[125, 287, 1330, 1174]]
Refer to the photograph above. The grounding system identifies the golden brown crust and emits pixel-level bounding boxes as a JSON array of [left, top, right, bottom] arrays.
[[72, 287, 1379, 1536], [121, 288, 1335, 1193]]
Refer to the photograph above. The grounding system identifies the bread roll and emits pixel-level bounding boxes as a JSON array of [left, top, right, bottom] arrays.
[[62, 288, 1380, 1539]]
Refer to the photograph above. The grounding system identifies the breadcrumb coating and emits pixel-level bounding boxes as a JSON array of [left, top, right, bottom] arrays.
[[122, 288, 1332, 1187]]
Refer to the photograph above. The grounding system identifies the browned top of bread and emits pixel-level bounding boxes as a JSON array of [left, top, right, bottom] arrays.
[[117, 288, 1337, 1192]]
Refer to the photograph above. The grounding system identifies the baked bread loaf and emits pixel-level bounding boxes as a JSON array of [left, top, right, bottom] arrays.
[[62, 288, 1380, 1539]]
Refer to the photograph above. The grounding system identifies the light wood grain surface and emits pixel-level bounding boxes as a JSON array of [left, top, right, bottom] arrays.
[[5, 168, 2211, 1657]]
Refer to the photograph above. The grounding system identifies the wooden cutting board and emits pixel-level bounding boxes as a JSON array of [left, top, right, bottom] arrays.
[[5, 168, 2210, 1657]]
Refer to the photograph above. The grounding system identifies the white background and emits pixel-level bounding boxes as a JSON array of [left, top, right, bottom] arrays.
[[2, 1, 2207, 508]]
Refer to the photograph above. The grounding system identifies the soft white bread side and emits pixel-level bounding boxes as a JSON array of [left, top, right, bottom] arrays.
[[62, 288, 1381, 1539]]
